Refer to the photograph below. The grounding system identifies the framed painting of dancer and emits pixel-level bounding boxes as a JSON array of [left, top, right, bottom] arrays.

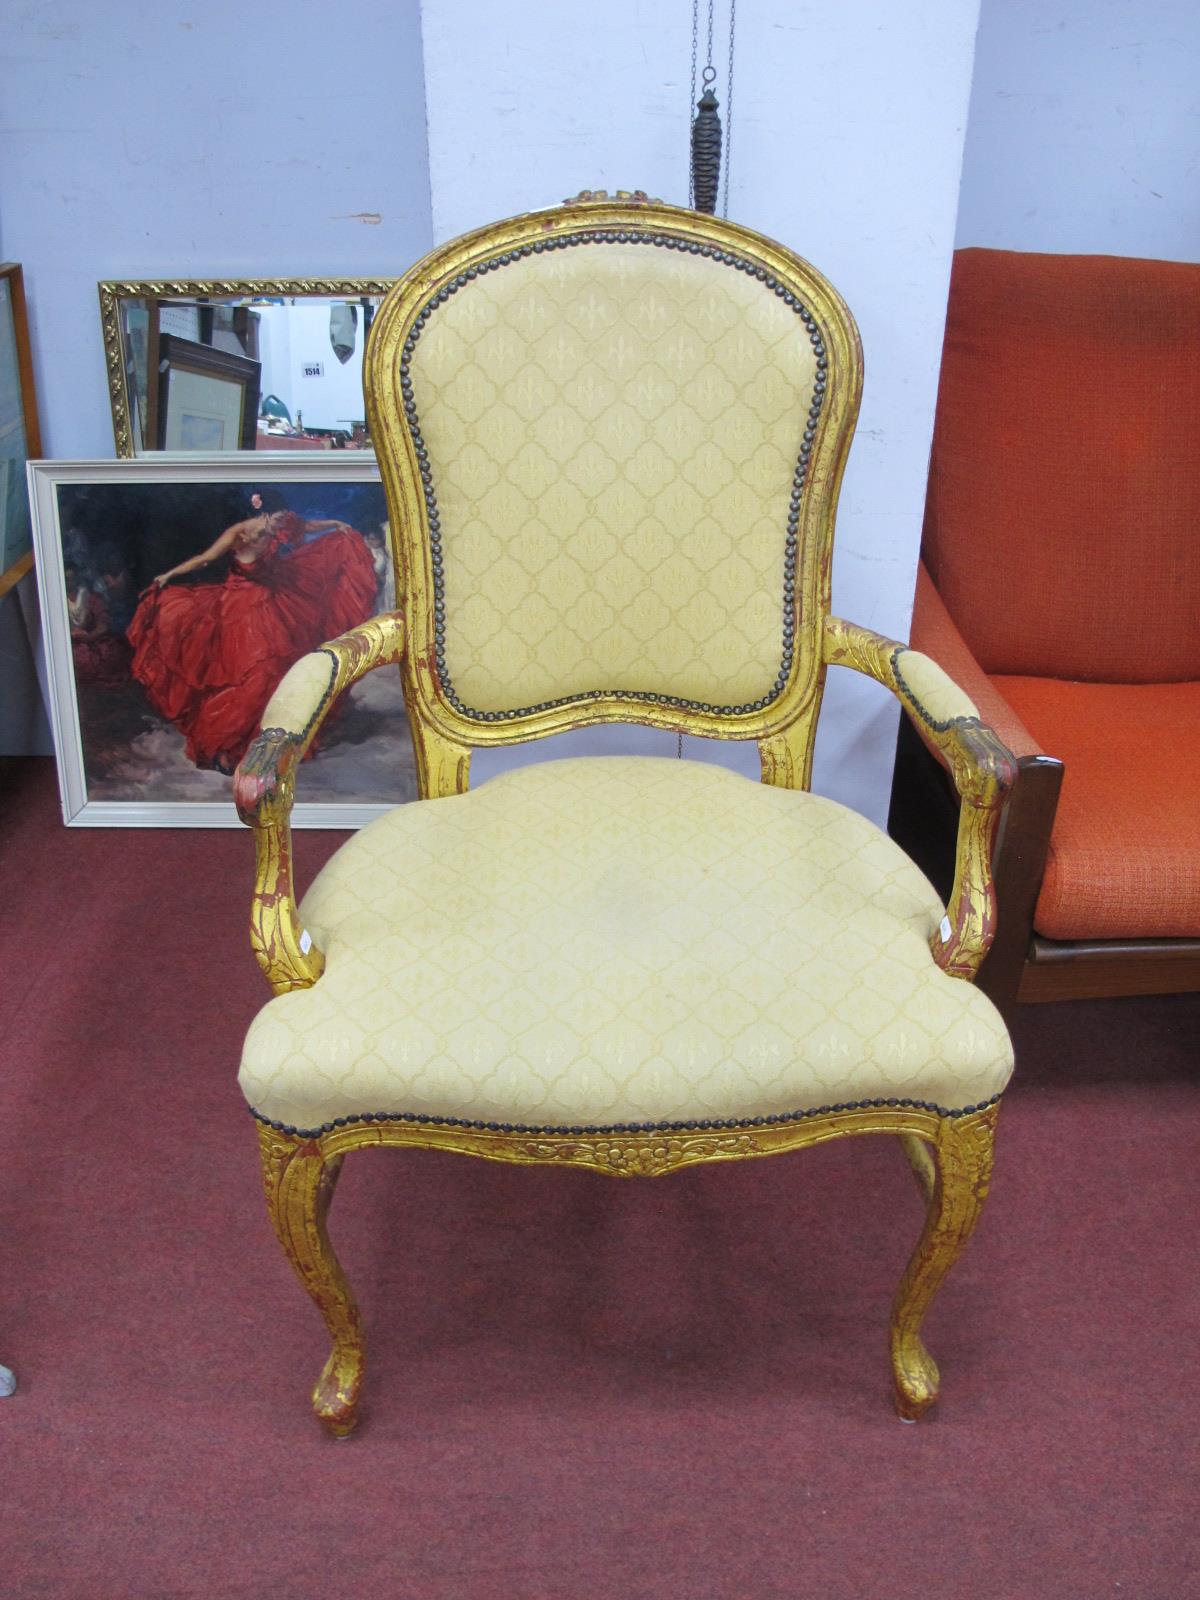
[[28, 455, 415, 826]]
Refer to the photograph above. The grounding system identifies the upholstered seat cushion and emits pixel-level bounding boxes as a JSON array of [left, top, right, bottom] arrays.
[[239, 757, 1012, 1133], [994, 677, 1200, 941]]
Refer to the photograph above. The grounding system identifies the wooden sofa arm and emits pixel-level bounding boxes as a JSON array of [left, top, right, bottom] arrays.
[[823, 614, 1017, 980], [233, 611, 407, 995]]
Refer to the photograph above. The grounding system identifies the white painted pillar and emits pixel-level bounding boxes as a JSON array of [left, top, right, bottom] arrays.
[[420, 1, 982, 820]]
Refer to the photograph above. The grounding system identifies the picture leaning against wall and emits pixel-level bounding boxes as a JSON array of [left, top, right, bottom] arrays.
[[0, 264, 42, 596], [28, 456, 415, 825]]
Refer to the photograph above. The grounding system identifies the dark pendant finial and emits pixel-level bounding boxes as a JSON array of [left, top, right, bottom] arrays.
[[691, 88, 722, 214]]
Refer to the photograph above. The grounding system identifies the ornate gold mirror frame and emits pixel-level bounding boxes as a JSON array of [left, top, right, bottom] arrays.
[[99, 278, 396, 457]]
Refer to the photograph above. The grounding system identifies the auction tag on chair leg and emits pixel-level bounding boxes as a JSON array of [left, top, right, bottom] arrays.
[[300, 928, 313, 955]]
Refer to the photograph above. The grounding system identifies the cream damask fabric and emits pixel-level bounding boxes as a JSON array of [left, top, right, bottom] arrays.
[[239, 757, 1013, 1131], [895, 648, 979, 728], [261, 651, 336, 736], [408, 245, 818, 712]]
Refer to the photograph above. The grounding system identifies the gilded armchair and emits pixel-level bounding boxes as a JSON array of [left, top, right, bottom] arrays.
[[234, 193, 1016, 1436]]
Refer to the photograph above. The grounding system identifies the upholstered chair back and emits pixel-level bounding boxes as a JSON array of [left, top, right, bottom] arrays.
[[923, 248, 1200, 684], [365, 194, 861, 790]]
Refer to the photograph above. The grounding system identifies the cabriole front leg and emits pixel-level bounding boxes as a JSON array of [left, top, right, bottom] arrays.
[[889, 1105, 997, 1420], [256, 1125, 364, 1437]]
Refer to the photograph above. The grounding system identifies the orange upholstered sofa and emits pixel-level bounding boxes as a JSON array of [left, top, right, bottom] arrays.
[[890, 248, 1200, 1005]]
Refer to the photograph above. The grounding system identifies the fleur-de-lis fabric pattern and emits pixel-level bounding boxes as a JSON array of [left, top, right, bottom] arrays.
[[239, 758, 1013, 1132], [408, 246, 819, 713]]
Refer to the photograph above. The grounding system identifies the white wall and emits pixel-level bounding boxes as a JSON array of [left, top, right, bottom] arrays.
[[420, 0, 983, 822], [956, 0, 1200, 258], [0, 0, 433, 752]]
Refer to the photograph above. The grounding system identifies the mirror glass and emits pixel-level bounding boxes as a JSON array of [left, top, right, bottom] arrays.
[[102, 283, 395, 455]]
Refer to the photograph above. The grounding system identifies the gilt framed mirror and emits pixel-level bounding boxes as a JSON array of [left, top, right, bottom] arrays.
[[99, 279, 395, 457]]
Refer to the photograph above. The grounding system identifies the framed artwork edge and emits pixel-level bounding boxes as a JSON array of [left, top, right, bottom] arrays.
[[28, 452, 396, 828], [61, 802, 397, 831], [0, 546, 33, 600], [156, 332, 261, 451], [1, 262, 42, 592]]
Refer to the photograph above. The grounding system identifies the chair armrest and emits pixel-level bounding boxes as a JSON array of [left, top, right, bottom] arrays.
[[233, 610, 406, 994], [823, 614, 1016, 980]]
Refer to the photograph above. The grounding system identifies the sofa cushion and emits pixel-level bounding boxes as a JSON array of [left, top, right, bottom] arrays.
[[995, 677, 1200, 940], [239, 757, 1012, 1133]]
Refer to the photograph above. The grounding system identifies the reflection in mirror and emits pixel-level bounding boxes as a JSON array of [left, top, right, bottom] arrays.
[[99, 280, 395, 456]]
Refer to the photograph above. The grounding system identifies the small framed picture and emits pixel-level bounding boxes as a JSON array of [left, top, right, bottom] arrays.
[[0, 263, 42, 596], [28, 454, 414, 826], [156, 333, 261, 450]]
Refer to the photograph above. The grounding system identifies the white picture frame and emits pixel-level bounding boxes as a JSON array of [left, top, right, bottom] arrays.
[[29, 454, 413, 827]]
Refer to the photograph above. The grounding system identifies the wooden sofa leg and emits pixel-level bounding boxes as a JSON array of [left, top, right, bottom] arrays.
[[976, 755, 1064, 1011]]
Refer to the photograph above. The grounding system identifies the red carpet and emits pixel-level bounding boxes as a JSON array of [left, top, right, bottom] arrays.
[[1, 756, 1197, 1598]]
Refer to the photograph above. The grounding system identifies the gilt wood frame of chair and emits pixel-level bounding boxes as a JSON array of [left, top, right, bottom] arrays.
[[234, 193, 1016, 1436]]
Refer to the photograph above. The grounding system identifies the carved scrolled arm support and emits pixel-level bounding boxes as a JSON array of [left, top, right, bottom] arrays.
[[823, 615, 1016, 980], [233, 610, 407, 995]]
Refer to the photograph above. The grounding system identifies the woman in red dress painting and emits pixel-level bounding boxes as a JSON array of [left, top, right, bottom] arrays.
[[127, 494, 377, 773]]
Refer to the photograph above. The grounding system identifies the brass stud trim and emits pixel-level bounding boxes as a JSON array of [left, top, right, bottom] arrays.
[[249, 1089, 1004, 1141]]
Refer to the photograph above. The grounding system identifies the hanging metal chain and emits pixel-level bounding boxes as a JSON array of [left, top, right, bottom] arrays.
[[689, 0, 736, 216], [722, 0, 736, 217], [682, 0, 736, 755], [689, 1, 698, 206]]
